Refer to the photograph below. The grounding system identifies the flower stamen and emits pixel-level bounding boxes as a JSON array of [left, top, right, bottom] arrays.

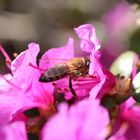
[[0, 74, 21, 90], [29, 63, 46, 72], [0, 44, 12, 69]]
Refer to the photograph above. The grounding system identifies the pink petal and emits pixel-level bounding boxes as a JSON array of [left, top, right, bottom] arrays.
[[89, 51, 116, 99], [0, 92, 36, 124], [39, 38, 74, 69], [11, 43, 40, 74], [42, 99, 109, 140], [0, 121, 27, 140], [10, 43, 41, 90], [74, 24, 100, 53]]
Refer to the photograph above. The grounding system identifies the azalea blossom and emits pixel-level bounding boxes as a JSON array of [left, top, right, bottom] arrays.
[[109, 97, 140, 140], [0, 43, 55, 127], [39, 24, 116, 100], [0, 23, 118, 139], [42, 99, 110, 140], [101, 1, 137, 68], [10, 43, 54, 109]]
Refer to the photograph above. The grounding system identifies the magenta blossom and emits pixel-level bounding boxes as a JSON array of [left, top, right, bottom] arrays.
[[110, 97, 140, 140], [0, 24, 116, 137], [10, 43, 54, 109], [101, 1, 137, 68], [102, 1, 136, 39], [0, 43, 55, 125], [42, 99, 109, 140], [39, 38, 100, 99], [39, 24, 116, 100], [0, 121, 27, 140], [11, 43, 53, 107]]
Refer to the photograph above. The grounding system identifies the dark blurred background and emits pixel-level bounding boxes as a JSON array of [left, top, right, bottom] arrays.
[[0, 0, 140, 73]]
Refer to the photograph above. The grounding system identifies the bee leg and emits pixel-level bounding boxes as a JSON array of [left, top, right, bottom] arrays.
[[69, 76, 77, 97]]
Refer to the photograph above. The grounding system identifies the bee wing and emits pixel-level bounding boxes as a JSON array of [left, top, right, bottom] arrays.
[[39, 58, 70, 69], [39, 58, 69, 62], [39, 63, 70, 82]]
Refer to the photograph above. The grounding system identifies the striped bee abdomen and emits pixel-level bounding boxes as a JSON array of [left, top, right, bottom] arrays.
[[39, 64, 69, 82]]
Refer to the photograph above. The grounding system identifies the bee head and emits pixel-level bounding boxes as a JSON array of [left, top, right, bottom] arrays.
[[85, 57, 90, 69]]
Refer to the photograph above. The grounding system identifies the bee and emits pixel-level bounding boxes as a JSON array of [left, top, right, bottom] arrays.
[[39, 57, 90, 82], [39, 57, 90, 96]]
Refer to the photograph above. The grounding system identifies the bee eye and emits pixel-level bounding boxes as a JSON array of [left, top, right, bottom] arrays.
[[86, 60, 90, 68]]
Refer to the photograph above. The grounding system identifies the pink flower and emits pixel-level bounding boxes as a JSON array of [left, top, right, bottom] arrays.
[[39, 38, 99, 99], [0, 43, 54, 125], [110, 98, 140, 139], [0, 24, 116, 137], [101, 1, 137, 68], [102, 1, 136, 38], [9, 43, 54, 108], [39, 24, 116, 100], [0, 121, 27, 140], [42, 99, 109, 140]]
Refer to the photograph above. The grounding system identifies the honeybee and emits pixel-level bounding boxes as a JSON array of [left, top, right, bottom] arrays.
[[39, 57, 90, 96], [39, 57, 90, 82]]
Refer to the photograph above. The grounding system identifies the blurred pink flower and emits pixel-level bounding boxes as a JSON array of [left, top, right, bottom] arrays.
[[0, 121, 27, 140], [110, 98, 140, 140], [102, 1, 136, 39], [42, 99, 109, 140], [101, 1, 136, 68]]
